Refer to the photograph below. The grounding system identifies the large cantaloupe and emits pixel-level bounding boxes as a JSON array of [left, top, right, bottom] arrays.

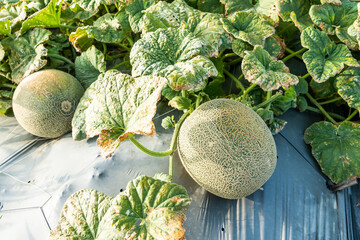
[[177, 99, 277, 199], [12, 69, 84, 138]]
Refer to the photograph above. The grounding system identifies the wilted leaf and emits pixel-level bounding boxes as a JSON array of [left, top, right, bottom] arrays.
[[301, 27, 359, 83], [304, 121, 360, 183], [72, 70, 166, 158], [108, 175, 191, 239], [309, 0, 358, 49], [140, 0, 232, 57], [334, 66, 360, 110], [221, 11, 275, 46], [21, 0, 62, 33], [268, 117, 287, 134], [5, 28, 51, 83], [220, 0, 278, 23], [276, 0, 313, 31], [75, 46, 106, 89], [69, 27, 94, 52], [130, 28, 218, 91], [241, 45, 299, 91], [49, 189, 113, 239]]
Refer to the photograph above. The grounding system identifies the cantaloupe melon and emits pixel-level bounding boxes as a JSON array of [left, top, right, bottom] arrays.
[[177, 99, 277, 199], [12, 69, 84, 138]]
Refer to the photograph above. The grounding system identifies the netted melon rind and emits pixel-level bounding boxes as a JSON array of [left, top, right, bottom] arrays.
[[177, 99, 277, 199]]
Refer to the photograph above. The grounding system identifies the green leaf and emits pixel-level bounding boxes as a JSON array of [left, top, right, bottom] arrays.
[[168, 96, 192, 110], [276, 0, 313, 31], [334, 66, 360, 110], [49, 189, 113, 239], [271, 86, 297, 115], [221, 11, 275, 46], [5, 28, 51, 83], [0, 20, 11, 36], [309, 0, 358, 49], [125, 0, 160, 33], [75, 46, 106, 89], [108, 175, 191, 239], [268, 117, 287, 134], [220, 0, 278, 23], [294, 77, 308, 95], [241, 45, 299, 91], [301, 27, 359, 83], [73, 0, 114, 12], [69, 27, 94, 52], [304, 121, 360, 184], [161, 116, 175, 129], [161, 85, 182, 100], [130, 28, 218, 91], [21, 0, 62, 34], [89, 12, 131, 43], [196, 0, 222, 13], [348, 12, 360, 50], [275, 20, 299, 42], [72, 70, 166, 158], [310, 77, 337, 99], [141, 0, 232, 57], [62, 2, 98, 21], [320, 0, 341, 4], [297, 95, 308, 112]]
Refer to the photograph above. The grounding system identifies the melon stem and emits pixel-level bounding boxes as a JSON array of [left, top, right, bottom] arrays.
[[169, 110, 191, 180], [130, 137, 173, 157]]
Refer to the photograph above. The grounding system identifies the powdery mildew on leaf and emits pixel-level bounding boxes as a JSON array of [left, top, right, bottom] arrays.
[[108, 175, 191, 239], [49, 189, 113, 239], [72, 70, 166, 158], [221, 11, 275, 46], [139, 0, 232, 57], [6, 28, 51, 83], [130, 28, 218, 91], [74, 0, 115, 12], [348, 4, 360, 50], [276, 0, 313, 31], [241, 46, 299, 91], [301, 27, 359, 83], [125, 0, 160, 33], [232, 36, 285, 58], [304, 121, 360, 184], [0, 1, 27, 27], [309, 0, 358, 49]]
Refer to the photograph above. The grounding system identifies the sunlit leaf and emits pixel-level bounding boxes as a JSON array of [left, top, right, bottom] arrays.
[[5, 28, 51, 83], [334, 66, 360, 110], [348, 8, 360, 50], [301, 27, 359, 83], [69, 27, 94, 52], [72, 70, 166, 158], [0, 1, 27, 27], [130, 28, 218, 91], [73, 0, 115, 12], [271, 86, 296, 115], [221, 11, 275, 46], [241, 45, 299, 91], [304, 121, 360, 184], [125, 0, 160, 33], [21, 0, 62, 33], [75, 46, 106, 89], [276, 0, 313, 31]]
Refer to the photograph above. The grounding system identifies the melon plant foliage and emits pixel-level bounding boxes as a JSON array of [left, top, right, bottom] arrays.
[[1, 0, 360, 236]]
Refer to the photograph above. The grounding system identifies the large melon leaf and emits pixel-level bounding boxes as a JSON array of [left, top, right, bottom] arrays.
[[109, 175, 191, 239], [0, 1, 27, 27], [73, 0, 114, 12], [125, 0, 160, 33], [130, 28, 218, 91], [49, 189, 114, 239], [348, 11, 360, 50], [241, 46, 298, 91], [139, 0, 232, 57], [75, 45, 106, 89], [221, 11, 275, 46], [309, 0, 358, 49], [21, 0, 62, 33], [304, 121, 360, 184], [5, 28, 51, 83], [276, 0, 313, 31], [72, 70, 166, 158], [301, 27, 359, 83]]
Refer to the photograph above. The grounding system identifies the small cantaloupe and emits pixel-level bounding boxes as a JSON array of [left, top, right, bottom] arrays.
[[12, 69, 84, 138], [177, 99, 277, 199]]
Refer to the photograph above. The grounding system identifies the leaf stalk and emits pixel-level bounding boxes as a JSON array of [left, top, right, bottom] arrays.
[[306, 92, 338, 125]]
